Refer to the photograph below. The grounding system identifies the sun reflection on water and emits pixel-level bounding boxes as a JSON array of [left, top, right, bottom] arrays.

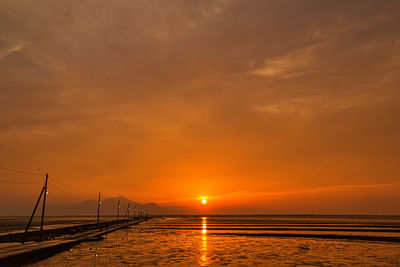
[[200, 217, 208, 266]]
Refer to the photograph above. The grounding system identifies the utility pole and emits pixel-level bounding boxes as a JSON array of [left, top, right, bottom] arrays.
[[127, 203, 130, 221], [97, 192, 101, 228], [40, 174, 48, 240], [25, 187, 45, 234], [117, 199, 120, 223]]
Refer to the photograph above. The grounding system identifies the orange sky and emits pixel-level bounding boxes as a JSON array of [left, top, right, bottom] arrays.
[[0, 0, 400, 214]]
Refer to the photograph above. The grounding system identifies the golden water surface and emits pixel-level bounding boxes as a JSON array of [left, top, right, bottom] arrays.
[[34, 216, 400, 266]]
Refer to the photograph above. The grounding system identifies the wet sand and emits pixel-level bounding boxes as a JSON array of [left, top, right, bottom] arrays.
[[30, 215, 400, 266]]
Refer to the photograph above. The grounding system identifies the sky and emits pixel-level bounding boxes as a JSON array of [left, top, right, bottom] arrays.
[[0, 0, 399, 215]]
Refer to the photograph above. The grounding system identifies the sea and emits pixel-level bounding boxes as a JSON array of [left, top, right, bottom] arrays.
[[1, 215, 400, 266]]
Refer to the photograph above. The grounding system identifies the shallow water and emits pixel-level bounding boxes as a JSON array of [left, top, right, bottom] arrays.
[[30, 216, 400, 266], [0, 216, 116, 234]]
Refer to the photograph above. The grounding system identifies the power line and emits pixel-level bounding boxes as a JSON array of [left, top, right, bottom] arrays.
[[0, 178, 40, 184], [0, 165, 93, 199], [47, 180, 87, 201], [49, 175, 91, 197], [0, 166, 43, 177]]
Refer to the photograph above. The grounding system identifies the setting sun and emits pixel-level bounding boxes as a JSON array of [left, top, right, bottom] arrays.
[[201, 198, 207, 205]]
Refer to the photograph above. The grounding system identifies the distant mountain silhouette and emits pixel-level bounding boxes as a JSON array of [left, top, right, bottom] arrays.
[[45, 195, 170, 216]]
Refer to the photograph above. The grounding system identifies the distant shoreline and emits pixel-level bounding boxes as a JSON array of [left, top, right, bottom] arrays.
[[1, 214, 400, 218]]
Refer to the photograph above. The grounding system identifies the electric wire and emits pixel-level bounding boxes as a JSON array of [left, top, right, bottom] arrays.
[[0, 178, 40, 184], [0, 164, 94, 203], [0, 166, 44, 177], [49, 175, 91, 198], [47, 180, 87, 201]]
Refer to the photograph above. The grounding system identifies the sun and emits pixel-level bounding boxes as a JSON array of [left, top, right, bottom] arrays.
[[199, 196, 208, 205]]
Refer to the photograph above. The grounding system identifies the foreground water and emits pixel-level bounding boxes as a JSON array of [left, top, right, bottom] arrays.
[[0, 216, 105, 234], [21, 216, 400, 266]]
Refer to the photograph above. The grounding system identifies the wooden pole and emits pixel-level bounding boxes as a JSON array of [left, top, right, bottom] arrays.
[[117, 199, 120, 223], [96, 192, 101, 228], [39, 174, 48, 239], [25, 187, 44, 234]]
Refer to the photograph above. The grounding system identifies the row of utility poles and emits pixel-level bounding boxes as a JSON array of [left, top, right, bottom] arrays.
[[96, 192, 150, 227], [25, 174, 151, 239]]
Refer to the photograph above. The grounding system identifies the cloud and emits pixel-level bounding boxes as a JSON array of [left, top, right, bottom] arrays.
[[248, 44, 320, 77], [0, 43, 25, 60], [252, 91, 390, 118], [208, 182, 400, 201], [0, 0, 399, 213]]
